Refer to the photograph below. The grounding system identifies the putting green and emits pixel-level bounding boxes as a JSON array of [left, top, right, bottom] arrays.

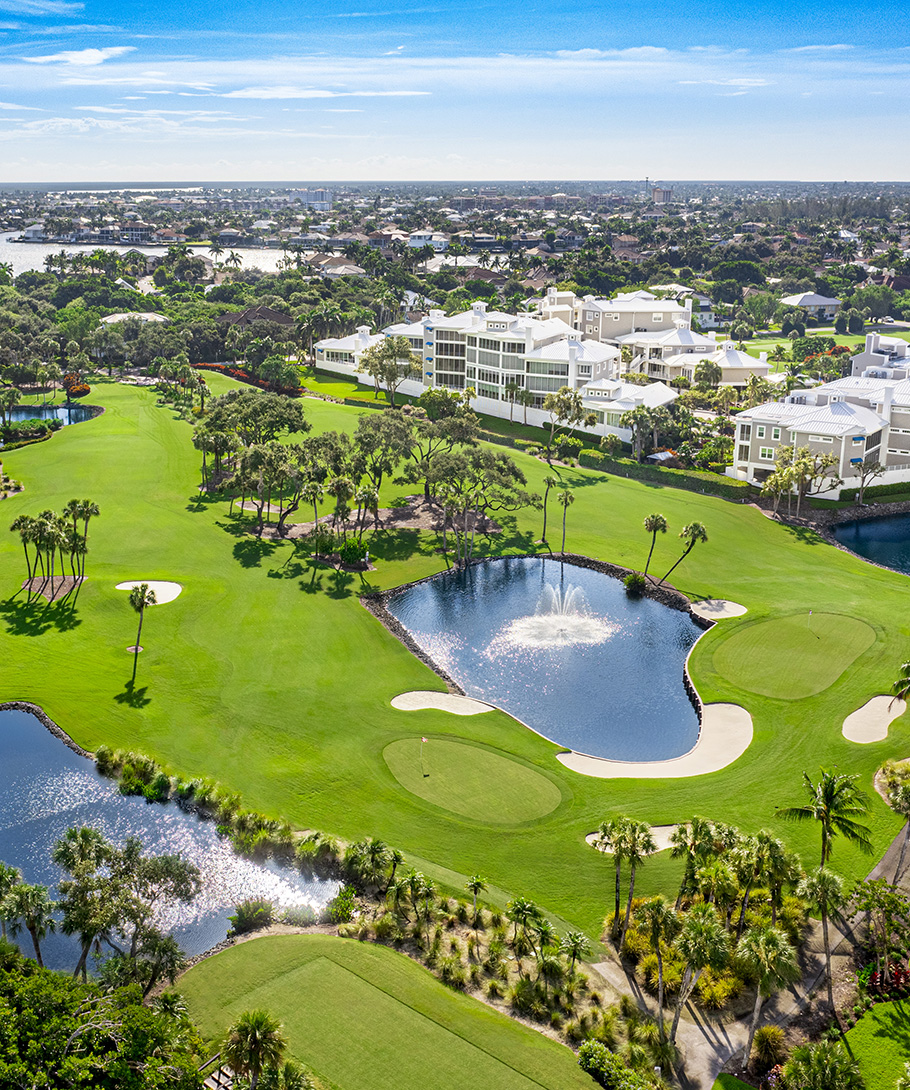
[[181, 935, 591, 1090], [383, 737, 562, 824], [712, 613, 876, 699]]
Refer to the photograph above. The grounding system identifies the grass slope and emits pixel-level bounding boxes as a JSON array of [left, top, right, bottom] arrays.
[[2, 377, 910, 938], [180, 934, 592, 1090], [845, 998, 910, 1089]]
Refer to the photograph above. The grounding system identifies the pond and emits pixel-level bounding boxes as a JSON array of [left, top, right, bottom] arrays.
[[385, 557, 702, 761], [7, 402, 93, 426], [0, 707, 338, 972], [833, 515, 910, 576]]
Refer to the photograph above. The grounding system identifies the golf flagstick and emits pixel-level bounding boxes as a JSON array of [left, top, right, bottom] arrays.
[[421, 736, 428, 777]]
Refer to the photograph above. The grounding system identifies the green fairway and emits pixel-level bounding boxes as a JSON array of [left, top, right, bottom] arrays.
[[711, 613, 877, 699], [2, 376, 910, 939], [845, 999, 910, 1089], [383, 737, 564, 824], [180, 934, 592, 1090]]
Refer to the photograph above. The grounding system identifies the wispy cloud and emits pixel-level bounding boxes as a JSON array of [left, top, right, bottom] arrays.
[[0, 0, 82, 13], [782, 44, 853, 53], [222, 85, 430, 99], [24, 44, 135, 65], [678, 78, 770, 87], [0, 98, 40, 108]]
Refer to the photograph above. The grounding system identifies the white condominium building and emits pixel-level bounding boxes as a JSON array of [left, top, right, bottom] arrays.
[[536, 288, 693, 343]]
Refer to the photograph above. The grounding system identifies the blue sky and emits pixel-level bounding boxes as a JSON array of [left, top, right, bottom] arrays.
[[0, 0, 907, 182]]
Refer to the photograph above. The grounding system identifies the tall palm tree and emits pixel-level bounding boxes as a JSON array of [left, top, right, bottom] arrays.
[[129, 583, 157, 683], [3, 882, 56, 967], [77, 499, 100, 577], [888, 783, 910, 887], [657, 521, 708, 588], [797, 867, 846, 1011], [670, 902, 729, 1045], [778, 769, 873, 868], [892, 659, 910, 707], [635, 897, 681, 1037], [620, 821, 657, 949], [558, 930, 590, 972], [9, 514, 37, 585], [642, 513, 668, 582], [597, 815, 632, 937], [669, 817, 716, 909], [0, 863, 21, 939], [222, 1009, 288, 1090], [540, 475, 558, 544], [557, 489, 575, 555], [737, 924, 799, 1064], [465, 875, 487, 924]]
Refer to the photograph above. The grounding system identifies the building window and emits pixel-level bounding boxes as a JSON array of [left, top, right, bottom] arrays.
[[772, 427, 781, 441], [808, 435, 834, 443], [739, 424, 752, 440], [652, 313, 663, 322], [756, 425, 765, 439], [738, 445, 750, 462], [759, 447, 774, 461]]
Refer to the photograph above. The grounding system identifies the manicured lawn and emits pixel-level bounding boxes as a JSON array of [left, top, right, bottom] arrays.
[[712, 1077, 753, 1090], [2, 376, 910, 941], [712, 613, 877, 699], [845, 998, 910, 1089], [744, 329, 910, 364], [180, 934, 592, 1090]]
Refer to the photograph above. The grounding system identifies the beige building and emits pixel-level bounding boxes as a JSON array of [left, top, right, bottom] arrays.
[[536, 288, 692, 343]]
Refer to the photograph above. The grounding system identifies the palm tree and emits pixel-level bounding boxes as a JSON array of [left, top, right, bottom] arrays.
[[780, 1040, 864, 1089], [737, 924, 799, 1063], [620, 821, 657, 950], [656, 521, 708, 587], [465, 875, 487, 924], [557, 489, 575, 555], [558, 930, 590, 972], [9, 514, 37, 585], [642, 513, 668, 582], [597, 816, 632, 937], [888, 783, 910, 887], [222, 1009, 288, 1090], [3, 883, 56, 967], [540, 475, 558, 544], [504, 380, 520, 423], [517, 387, 534, 425], [634, 897, 681, 1036], [77, 499, 100, 577], [892, 659, 910, 707], [669, 902, 729, 1045], [0, 863, 21, 939], [797, 867, 846, 1011], [778, 769, 873, 868], [669, 816, 715, 909], [129, 583, 157, 683]]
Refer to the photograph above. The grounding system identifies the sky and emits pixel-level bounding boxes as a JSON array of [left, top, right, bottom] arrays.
[[0, 0, 907, 183]]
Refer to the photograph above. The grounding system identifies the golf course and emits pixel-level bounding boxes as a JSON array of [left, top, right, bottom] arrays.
[[2, 371, 909, 947]]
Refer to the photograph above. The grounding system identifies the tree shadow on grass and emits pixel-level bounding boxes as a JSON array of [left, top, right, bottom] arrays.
[[776, 521, 824, 546], [868, 997, 910, 1053], [0, 598, 82, 637], [114, 680, 151, 708], [184, 490, 226, 514], [232, 537, 278, 568]]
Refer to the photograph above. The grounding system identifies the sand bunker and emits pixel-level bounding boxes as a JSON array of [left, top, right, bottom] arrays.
[[843, 695, 907, 744], [586, 825, 675, 853], [690, 599, 748, 621], [391, 691, 494, 716], [115, 580, 183, 604], [557, 703, 753, 779]]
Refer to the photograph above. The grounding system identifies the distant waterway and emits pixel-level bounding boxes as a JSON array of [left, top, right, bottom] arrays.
[[0, 231, 288, 278], [0, 707, 338, 972]]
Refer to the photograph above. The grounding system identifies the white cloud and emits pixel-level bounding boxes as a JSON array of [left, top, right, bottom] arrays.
[[24, 45, 135, 65], [783, 44, 853, 53], [0, 0, 82, 13], [0, 98, 40, 108], [222, 85, 430, 99], [678, 78, 770, 87]]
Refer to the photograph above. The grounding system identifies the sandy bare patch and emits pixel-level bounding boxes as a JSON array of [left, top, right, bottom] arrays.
[[843, 695, 907, 744], [586, 824, 675, 852], [391, 691, 494, 716], [557, 703, 753, 779], [690, 599, 748, 620], [115, 580, 183, 604], [21, 575, 83, 601]]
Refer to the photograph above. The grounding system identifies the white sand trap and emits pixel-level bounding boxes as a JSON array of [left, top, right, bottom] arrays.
[[557, 703, 753, 779], [690, 599, 748, 620], [843, 695, 907, 744], [391, 690, 494, 716], [586, 825, 675, 852], [115, 580, 183, 604]]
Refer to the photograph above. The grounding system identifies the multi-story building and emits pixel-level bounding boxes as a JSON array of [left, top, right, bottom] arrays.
[[536, 288, 693, 343], [850, 332, 910, 379], [289, 188, 333, 212], [619, 330, 772, 388], [779, 292, 842, 320]]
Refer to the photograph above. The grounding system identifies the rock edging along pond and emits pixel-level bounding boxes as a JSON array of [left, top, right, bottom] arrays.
[[370, 554, 713, 763], [0, 699, 92, 758]]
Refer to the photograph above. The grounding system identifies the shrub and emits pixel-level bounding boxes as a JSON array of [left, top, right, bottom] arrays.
[[752, 1024, 787, 1068], [624, 572, 647, 596], [94, 745, 116, 776], [577, 1040, 654, 1088], [437, 954, 467, 989], [338, 539, 367, 565], [228, 897, 274, 935], [281, 904, 317, 927], [373, 913, 400, 944], [620, 926, 650, 963], [324, 884, 357, 924], [696, 966, 742, 1010], [486, 978, 505, 999], [144, 771, 172, 803]]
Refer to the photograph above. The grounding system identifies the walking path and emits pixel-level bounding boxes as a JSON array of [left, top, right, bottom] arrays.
[[589, 825, 910, 1088]]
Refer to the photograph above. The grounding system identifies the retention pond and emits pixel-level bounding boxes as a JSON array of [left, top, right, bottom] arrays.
[[833, 514, 910, 575]]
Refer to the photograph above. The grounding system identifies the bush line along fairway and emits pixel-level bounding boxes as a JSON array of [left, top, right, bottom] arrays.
[[2, 374, 910, 939], [180, 934, 593, 1090]]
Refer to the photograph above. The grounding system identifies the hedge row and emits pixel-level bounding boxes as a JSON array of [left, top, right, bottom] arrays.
[[579, 449, 755, 501], [839, 479, 910, 503]]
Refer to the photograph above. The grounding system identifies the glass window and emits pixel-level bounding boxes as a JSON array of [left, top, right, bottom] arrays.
[[759, 447, 774, 461], [772, 427, 781, 440], [756, 425, 765, 439]]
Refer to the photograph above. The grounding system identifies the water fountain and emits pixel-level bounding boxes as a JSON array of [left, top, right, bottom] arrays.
[[491, 582, 616, 651]]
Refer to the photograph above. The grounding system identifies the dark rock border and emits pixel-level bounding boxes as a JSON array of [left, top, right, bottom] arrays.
[[361, 552, 713, 724], [0, 700, 92, 758]]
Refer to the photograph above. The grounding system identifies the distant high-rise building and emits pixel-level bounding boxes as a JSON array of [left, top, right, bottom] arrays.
[[651, 185, 674, 205], [290, 188, 334, 211]]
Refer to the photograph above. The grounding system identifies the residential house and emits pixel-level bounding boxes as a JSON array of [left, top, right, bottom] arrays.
[[537, 288, 693, 343], [314, 326, 383, 368], [850, 332, 910, 379], [779, 292, 842, 320], [581, 378, 677, 443]]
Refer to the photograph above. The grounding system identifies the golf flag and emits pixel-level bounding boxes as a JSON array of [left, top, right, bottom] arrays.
[[422, 737, 428, 743]]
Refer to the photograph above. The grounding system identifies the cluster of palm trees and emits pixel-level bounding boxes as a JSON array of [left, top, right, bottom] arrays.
[[641, 512, 709, 586], [9, 498, 99, 600], [221, 1009, 312, 1090]]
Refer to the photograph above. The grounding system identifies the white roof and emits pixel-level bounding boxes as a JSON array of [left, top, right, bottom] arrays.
[[523, 338, 618, 364], [618, 326, 716, 349], [317, 331, 383, 352], [580, 294, 689, 315], [779, 292, 841, 307], [582, 378, 677, 412], [100, 311, 167, 324], [814, 374, 910, 407], [737, 398, 886, 436]]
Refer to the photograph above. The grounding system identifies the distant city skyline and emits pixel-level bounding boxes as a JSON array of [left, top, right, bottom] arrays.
[[0, 0, 906, 182]]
